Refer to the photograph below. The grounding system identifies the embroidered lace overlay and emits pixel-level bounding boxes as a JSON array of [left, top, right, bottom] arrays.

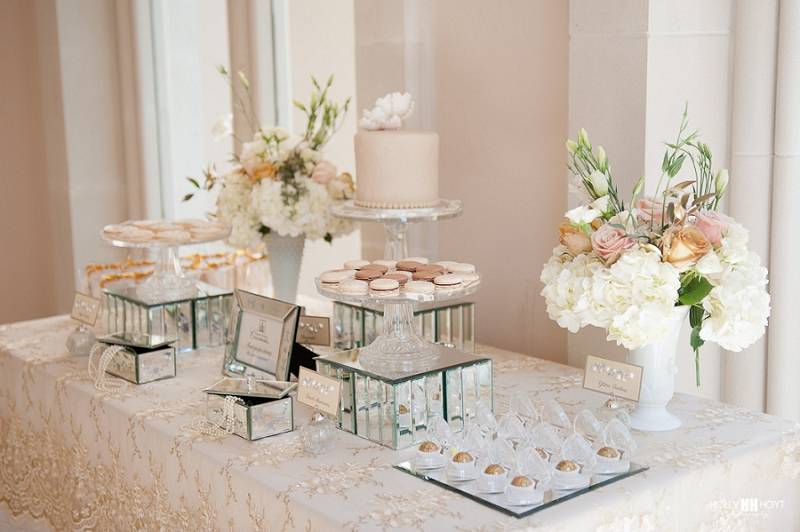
[[1, 315, 798, 531]]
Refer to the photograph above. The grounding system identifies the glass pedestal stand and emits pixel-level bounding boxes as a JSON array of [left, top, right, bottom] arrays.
[[138, 246, 197, 302], [101, 226, 230, 304], [316, 278, 480, 376], [360, 301, 438, 374], [330, 199, 463, 260]]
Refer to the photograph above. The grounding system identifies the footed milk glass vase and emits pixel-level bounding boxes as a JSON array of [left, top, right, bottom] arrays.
[[265, 233, 305, 303], [625, 306, 689, 432]]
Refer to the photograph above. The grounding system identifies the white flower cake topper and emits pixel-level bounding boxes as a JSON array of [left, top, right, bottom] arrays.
[[359, 92, 414, 130]]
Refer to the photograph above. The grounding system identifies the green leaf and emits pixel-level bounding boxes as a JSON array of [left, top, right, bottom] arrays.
[[679, 275, 713, 306], [187, 177, 200, 189], [690, 324, 704, 351], [324, 233, 333, 244], [258, 225, 271, 236], [181, 193, 194, 202]]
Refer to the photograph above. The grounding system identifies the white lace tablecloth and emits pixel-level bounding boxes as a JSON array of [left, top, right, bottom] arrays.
[[1, 315, 799, 531]]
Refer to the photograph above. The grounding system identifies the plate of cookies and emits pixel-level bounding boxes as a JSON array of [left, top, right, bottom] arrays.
[[316, 257, 480, 303], [102, 219, 231, 247]]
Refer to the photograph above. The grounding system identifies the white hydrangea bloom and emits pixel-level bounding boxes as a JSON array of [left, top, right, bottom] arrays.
[[700, 252, 770, 351], [216, 171, 261, 249], [717, 218, 750, 266], [540, 249, 602, 333], [359, 92, 414, 130]]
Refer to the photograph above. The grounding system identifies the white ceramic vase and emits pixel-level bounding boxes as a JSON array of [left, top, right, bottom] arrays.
[[626, 306, 689, 432], [264, 232, 305, 303]]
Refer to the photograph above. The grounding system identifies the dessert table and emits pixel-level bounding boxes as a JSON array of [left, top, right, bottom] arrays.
[[1, 315, 799, 531]]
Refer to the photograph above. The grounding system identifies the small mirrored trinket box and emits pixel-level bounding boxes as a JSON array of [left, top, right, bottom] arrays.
[[104, 281, 233, 353], [97, 332, 177, 384], [204, 377, 296, 441], [315, 344, 492, 449]]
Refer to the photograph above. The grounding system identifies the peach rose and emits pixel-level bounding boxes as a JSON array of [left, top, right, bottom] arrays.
[[591, 224, 636, 264], [662, 226, 711, 269], [311, 161, 336, 185], [559, 221, 592, 256], [693, 210, 728, 247], [249, 161, 277, 182]]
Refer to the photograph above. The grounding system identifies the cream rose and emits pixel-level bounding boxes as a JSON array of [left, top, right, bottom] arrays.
[[662, 226, 711, 270], [693, 210, 728, 247], [311, 161, 336, 185], [559, 221, 592, 256], [591, 224, 636, 264]]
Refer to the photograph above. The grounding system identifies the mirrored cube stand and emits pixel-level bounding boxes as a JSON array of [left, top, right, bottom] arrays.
[[104, 282, 234, 353], [316, 344, 492, 449]]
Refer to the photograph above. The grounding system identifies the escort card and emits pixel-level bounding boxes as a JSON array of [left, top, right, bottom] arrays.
[[296, 316, 331, 346], [70, 293, 101, 326], [296, 367, 341, 416], [583, 355, 643, 402]]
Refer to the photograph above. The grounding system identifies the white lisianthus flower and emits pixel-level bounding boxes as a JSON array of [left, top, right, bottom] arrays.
[[565, 205, 601, 225], [211, 113, 233, 142], [239, 139, 268, 175], [700, 253, 770, 351], [590, 195, 610, 214], [588, 170, 609, 197]]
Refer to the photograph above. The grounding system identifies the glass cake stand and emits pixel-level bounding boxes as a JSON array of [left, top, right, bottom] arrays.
[[330, 199, 462, 259], [315, 276, 480, 375], [102, 225, 231, 303]]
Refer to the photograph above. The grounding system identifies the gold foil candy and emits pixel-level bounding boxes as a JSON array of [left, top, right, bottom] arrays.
[[556, 459, 579, 472], [510, 475, 533, 487], [597, 446, 620, 459], [418, 441, 439, 453], [483, 464, 505, 475], [452, 451, 474, 463]]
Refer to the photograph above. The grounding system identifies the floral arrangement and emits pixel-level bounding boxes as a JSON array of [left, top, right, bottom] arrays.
[[540, 110, 770, 384], [186, 69, 355, 246]]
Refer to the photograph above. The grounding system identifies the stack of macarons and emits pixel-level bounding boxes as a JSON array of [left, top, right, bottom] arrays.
[[319, 257, 479, 297]]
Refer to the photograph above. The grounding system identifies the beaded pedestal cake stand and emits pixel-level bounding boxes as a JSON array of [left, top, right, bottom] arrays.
[[330, 199, 462, 260]]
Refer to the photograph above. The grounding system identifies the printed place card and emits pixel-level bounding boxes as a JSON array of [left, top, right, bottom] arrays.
[[296, 316, 331, 346], [70, 293, 101, 326], [296, 367, 341, 416], [583, 355, 643, 402]]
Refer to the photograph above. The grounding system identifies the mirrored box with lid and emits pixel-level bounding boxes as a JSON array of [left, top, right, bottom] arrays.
[[205, 392, 294, 441], [98, 333, 177, 384], [332, 301, 475, 352], [315, 344, 492, 449], [104, 282, 233, 353]]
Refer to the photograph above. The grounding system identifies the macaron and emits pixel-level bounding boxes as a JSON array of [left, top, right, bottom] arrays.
[[340, 279, 368, 295], [392, 270, 413, 279], [412, 270, 439, 281], [406, 280, 435, 294], [369, 278, 400, 293], [344, 259, 370, 269], [405, 256, 430, 264], [361, 263, 389, 274], [384, 273, 410, 286], [320, 269, 357, 285], [416, 264, 445, 273], [373, 259, 397, 269], [458, 272, 480, 284], [434, 261, 459, 272], [396, 260, 424, 272], [450, 263, 476, 274], [433, 274, 463, 288], [355, 269, 384, 281]]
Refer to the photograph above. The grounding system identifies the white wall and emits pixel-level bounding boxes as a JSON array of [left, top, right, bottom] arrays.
[[432, 0, 570, 360], [285, 0, 361, 312], [568, 0, 736, 400]]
